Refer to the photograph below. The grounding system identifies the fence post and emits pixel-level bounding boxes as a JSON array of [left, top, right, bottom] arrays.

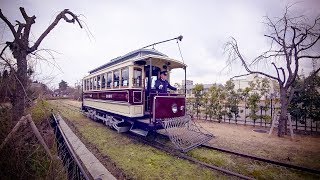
[[270, 98, 273, 123], [304, 113, 307, 131], [244, 105, 247, 126], [26, 115, 53, 159], [264, 108, 267, 127], [304, 106, 307, 131], [235, 106, 237, 124], [311, 120, 313, 132], [0, 116, 27, 152], [224, 104, 226, 123], [295, 116, 298, 130], [287, 113, 294, 139], [260, 106, 263, 127]]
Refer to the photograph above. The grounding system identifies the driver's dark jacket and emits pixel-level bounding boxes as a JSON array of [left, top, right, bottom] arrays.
[[154, 78, 177, 93]]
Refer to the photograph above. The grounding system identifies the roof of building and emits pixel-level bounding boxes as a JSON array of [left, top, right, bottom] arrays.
[[89, 49, 167, 74]]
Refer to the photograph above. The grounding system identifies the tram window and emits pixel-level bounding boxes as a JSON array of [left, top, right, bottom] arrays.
[[101, 74, 106, 89], [133, 68, 142, 87], [86, 80, 88, 91], [151, 76, 157, 89], [97, 75, 101, 89], [113, 70, 120, 88], [144, 76, 158, 90], [93, 76, 97, 90], [121, 67, 129, 87], [87, 79, 90, 90], [107, 72, 112, 88], [90, 78, 93, 90]]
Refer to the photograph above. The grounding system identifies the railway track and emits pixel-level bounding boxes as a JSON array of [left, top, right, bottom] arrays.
[[52, 100, 320, 179], [201, 144, 320, 175], [131, 133, 254, 180]]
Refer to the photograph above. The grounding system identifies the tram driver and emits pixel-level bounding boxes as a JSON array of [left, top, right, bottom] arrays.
[[155, 71, 177, 93]]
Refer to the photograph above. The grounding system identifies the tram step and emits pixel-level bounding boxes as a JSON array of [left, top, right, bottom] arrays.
[[130, 128, 149, 136], [113, 121, 132, 133]]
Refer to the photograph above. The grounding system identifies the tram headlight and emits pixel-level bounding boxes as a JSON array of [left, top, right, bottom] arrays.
[[172, 104, 178, 113]]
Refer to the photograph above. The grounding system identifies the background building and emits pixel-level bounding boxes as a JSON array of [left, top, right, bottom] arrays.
[[231, 73, 279, 99]]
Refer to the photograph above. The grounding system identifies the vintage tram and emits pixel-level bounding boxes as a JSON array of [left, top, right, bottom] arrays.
[[82, 38, 213, 152]]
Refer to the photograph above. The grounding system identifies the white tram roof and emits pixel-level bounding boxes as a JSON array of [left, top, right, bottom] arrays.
[[88, 49, 186, 75]]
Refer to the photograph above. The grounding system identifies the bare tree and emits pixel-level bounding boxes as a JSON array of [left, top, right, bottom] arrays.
[[225, 6, 320, 137], [0, 7, 82, 120]]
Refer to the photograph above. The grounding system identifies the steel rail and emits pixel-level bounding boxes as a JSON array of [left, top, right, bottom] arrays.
[[134, 136, 254, 180], [201, 144, 320, 175]]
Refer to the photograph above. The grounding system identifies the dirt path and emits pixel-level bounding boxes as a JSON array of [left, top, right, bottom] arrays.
[[199, 120, 320, 170]]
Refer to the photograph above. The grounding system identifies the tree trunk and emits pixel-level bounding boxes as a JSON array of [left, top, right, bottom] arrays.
[[11, 47, 28, 121], [278, 87, 288, 137]]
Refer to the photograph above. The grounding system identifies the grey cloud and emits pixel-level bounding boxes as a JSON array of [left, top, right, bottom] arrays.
[[0, 0, 319, 88]]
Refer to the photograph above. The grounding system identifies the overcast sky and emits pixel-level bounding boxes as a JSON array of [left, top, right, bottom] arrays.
[[1, 0, 319, 88]]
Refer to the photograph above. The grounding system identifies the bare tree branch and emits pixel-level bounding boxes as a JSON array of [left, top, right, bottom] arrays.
[[0, 9, 17, 39], [271, 62, 282, 84], [264, 35, 282, 46], [15, 20, 25, 38], [298, 55, 320, 59], [230, 73, 251, 80], [298, 35, 320, 54], [29, 9, 82, 53], [225, 38, 281, 82], [0, 43, 9, 57], [19, 7, 36, 41], [279, 67, 286, 84]]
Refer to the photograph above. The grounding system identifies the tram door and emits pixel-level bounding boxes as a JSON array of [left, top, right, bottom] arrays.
[[144, 65, 160, 113]]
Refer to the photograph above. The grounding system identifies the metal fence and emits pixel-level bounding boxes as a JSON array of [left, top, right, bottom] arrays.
[[50, 114, 89, 180], [188, 104, 319, 133]]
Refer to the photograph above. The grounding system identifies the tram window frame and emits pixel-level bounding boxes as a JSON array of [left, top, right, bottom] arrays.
[[101, 73, 106, 89], [107, 72, 112, 89], [121, 67, 129, 87], [133, 67, 142, 87], [113, 69, 120, 88]]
